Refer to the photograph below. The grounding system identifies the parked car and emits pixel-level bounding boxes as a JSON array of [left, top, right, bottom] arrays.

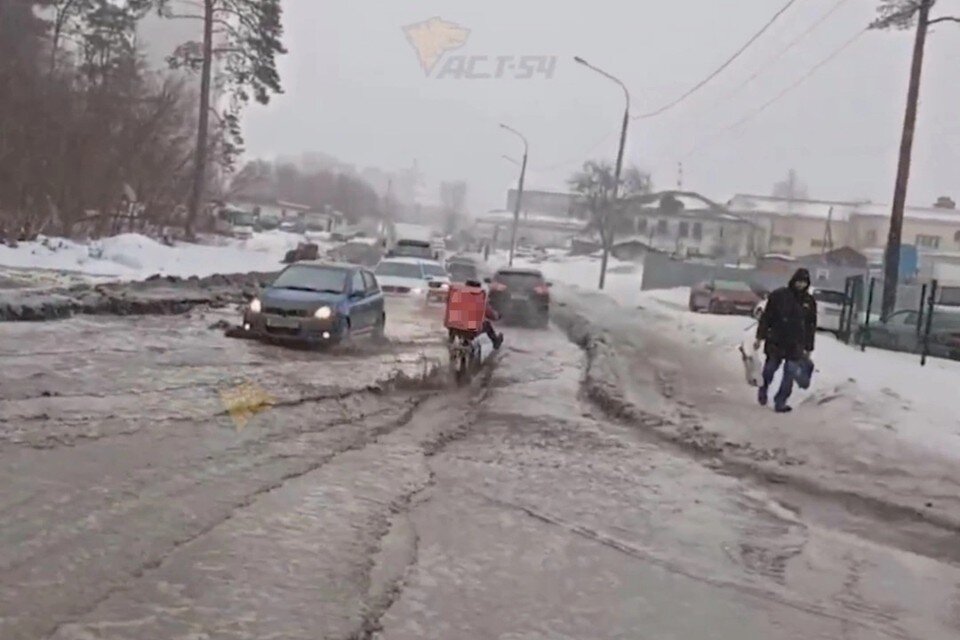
[[243, 261, 385, 346], [812, 289, 848, 334], [256, 214, 280, 231], [279, 219, 306, 234], [689, 279, 759, 315], [446, 256, 481, 284], [486, 267, 551, 328], [859, 308, 960, 360], [374, 257, 450, 302]]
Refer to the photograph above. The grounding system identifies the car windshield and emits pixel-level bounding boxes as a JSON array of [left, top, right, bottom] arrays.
[[391, 245, 433, 258], [814, 290, 847, 305], [713, 280, 752, 292], [375, 261, 423, 279], [271, 265, 348, 293], [422, 263, 447, 278], [448, 263, 478, 281], [496, 272, 543, 289]]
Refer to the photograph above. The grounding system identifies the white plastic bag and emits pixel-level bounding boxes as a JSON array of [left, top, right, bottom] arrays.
[[738, 338, 763, 387]]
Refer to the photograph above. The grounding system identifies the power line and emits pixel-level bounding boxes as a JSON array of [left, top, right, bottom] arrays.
[[681, 28, 866, 159], [729, 29, 865, 131], [633, 0, 801, 120], [717, 0, 855, 106]]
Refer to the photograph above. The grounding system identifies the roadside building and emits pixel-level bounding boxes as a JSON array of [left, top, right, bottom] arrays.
[[620, 191, 758, 260]]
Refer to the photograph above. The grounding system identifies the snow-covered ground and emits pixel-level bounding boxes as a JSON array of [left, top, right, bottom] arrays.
[[0, 232, 327, 282], [637, 287, 960, 461], [516, 252, 960, 461], [527, 251, 960, 526]]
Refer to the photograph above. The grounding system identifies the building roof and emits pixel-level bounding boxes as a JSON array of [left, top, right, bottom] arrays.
[[729, 194, 960, 224], [625, 191, 753, 224]]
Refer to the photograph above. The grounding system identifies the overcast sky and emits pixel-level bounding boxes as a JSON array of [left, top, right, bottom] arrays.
[[145, 0, 960, 214]]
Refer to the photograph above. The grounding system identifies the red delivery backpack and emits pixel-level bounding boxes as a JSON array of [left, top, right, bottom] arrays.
[[444, 283, 487, 334]]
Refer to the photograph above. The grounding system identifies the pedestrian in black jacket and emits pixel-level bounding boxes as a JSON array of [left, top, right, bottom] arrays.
[[755, 268, 817, 413]]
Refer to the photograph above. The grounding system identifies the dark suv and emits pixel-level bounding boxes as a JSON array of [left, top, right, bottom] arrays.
[[487, 268, 552, 328]]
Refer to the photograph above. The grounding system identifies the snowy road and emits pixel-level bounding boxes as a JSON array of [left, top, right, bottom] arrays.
[[2, 310, 960, 638]]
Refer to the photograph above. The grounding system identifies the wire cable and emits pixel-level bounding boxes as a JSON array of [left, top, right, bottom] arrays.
[[633, 0, 801, 120], [680, 28, 866, 160], [717, 0, 855, 106]]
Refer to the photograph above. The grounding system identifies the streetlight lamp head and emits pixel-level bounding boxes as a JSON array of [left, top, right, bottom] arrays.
[[574, 56, 588, 65]]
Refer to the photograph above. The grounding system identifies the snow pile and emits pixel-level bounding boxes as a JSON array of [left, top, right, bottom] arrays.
[[638, 286, 960, 461], [0, 231, 326, 281]]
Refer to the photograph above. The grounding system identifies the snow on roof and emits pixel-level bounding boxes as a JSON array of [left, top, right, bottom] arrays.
[[729, 194, 861, 221], [730, 194, 960, 224]]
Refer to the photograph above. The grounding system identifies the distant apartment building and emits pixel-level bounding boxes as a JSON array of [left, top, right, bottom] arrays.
[[728, 194, 960, 257], [619, 191, 758, 260]]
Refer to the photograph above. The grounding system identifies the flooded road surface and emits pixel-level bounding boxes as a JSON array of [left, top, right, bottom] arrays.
[[2, 309, 960, 639]]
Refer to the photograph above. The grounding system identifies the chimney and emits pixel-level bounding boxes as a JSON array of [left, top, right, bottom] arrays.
[[934, 196, 956, 210]]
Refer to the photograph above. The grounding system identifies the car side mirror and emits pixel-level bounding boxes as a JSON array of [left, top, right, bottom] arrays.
[[483, 277, 491, 284], [350, 290, 364, 299], [546, 282, 553, 288]]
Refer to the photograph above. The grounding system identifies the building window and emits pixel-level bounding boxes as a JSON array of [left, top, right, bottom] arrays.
[[636, 217, 647, 233], [692, 222, 703, 240], [656, 219, 668, 235], [679, 222, 690, 238], [917, 234, 941, 249], [954, 230, 960, 244], [811, 239, 827, 248], [865, 229, 878, 245], [770, 234, 794, 247]]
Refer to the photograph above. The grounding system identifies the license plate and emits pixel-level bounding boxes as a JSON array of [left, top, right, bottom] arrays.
[[511, 294, 529, 301], [266, 316, 299, 329]]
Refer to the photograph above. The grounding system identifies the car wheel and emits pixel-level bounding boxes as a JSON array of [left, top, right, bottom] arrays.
[[334, 317, 352, 347], [689, 297, 699, 312], [372, 313, 387, 342], [708, 299, 720, 314]]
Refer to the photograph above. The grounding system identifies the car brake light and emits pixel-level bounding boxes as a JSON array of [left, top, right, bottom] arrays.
[[490, 282, 507, 292], [533, 285, 549, 296]]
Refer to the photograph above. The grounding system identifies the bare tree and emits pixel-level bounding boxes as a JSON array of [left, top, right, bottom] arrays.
[[569, 161, 651, 279]]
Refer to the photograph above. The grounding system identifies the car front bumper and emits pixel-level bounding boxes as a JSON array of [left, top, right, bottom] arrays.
[[243, 311, 344, 344]]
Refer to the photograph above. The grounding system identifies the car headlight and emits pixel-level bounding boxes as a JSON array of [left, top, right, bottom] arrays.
[[411, 288, 424, 295], [440, 283, 450, 290], [249, 298, 262, 313], [314, 306, 332, 319]]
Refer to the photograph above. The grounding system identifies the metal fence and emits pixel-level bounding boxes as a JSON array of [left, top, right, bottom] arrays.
[[839, 276, 955, 366]]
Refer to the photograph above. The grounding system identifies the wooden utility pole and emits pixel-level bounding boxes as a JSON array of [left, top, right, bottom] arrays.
[[185, 0, 215, 239], [881, 0, 932, 319]]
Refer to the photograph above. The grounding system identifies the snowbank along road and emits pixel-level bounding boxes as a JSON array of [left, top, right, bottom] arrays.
[[2, 286, 960, 638]]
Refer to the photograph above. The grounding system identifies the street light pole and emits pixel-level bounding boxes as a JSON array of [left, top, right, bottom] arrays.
[[500, 123, 528, 267], [574, 56, 631, 291]]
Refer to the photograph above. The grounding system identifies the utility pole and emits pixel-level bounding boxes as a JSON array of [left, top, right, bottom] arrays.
[[881, 0, 933, 319], [677, 162, 684, 191], [500, 124, 528, 267]]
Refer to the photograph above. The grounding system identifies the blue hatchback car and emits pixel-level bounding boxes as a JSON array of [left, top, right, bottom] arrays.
[[243, 261, 385, 346]]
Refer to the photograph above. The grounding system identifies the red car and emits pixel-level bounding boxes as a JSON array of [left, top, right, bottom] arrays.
[[689, 279, 760, 315]]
